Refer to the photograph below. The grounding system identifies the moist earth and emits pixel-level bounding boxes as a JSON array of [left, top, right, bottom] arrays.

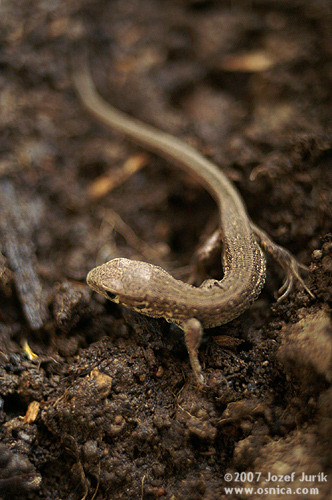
[[0, 1, 331, 499]]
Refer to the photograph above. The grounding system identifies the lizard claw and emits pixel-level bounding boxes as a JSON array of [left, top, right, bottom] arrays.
[[276, 257, 315, 302], [276, 274, 293, 302], [251, 223, 315, 302]]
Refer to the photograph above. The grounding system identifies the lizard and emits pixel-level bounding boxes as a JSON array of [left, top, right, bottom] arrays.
[[72, 60, 313, 386]]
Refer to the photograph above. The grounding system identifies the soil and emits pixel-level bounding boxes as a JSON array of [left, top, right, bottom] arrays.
[[0, 1, 331, 499]]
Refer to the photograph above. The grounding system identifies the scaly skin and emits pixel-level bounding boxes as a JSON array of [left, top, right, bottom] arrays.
[[73, 59, 312, 385]]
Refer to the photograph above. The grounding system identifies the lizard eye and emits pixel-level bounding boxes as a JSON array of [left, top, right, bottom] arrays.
[[106, 291, 117, 300]]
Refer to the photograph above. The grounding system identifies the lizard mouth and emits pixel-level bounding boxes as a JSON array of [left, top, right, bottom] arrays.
[[86, 265, 125, 303], [86, 267, 110, 297]]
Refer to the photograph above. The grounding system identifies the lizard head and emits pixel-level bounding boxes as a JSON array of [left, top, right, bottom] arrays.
[[86, 258, 173, 316]]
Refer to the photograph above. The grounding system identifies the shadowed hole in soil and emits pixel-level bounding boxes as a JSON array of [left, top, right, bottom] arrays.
[[2, 393, 27, 420]]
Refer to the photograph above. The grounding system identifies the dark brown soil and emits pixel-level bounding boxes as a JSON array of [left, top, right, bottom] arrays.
[[0, 1, 331, 499]]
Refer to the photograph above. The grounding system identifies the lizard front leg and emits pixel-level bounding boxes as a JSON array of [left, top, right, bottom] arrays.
[[183, 318, 206, 386]]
